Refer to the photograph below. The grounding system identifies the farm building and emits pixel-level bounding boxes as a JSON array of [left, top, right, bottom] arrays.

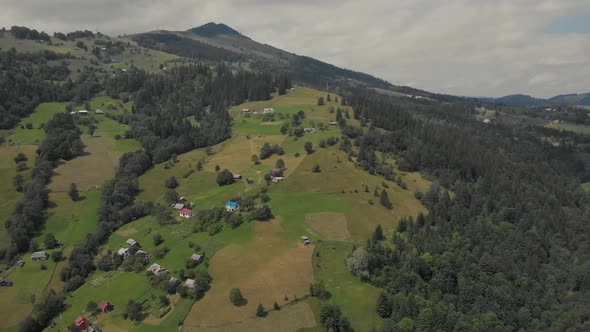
[[246, 177, 255, 184], [329, 121, 338, 125], [126, 238, 138, 247], [31, 251, 48, 261], [77, 110, 88, 115], [269, 170, 283, 177], [69, 111, 77, 115], [15, 260, 25, 267], [233, 173, 243, 180], [173, 203, 185, 210], [190, 253, 203, 264], [180, 208, 193, 218], [241, 108, 250, 113], [75, 316, 89, 331], [148, 263, 168, 277], [225, 201, 239, 212], [135, 250, 150, 260], [300, 236, 312, 246], [98, 301, 113, 313], [304, 128, 316, 134], [95, 109, 104, 114], [263, 108, 275, 114], [117, 247, 130, 258], [184, 279, 195, 289], [483, 119, 491, 124], [0, 277, 13, 287], [169, 277, 180, 285], [271, 176, 285, 183]]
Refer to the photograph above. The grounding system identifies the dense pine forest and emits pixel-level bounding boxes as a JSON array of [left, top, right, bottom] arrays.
[[343, 90, 590, 331]]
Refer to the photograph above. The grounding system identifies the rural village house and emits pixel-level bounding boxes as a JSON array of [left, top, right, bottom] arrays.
[[173, 203, 185, 210], [31, 251, 48, 261], [225, 201, 239, 212], [126, 238, 138, 247], [180, 208, 193, 218], [148, 263, 168, 277], [98, 301, 113, 313], [184, 278, 195, 289], [190, 253, 203, 265], [304, 128, 316, 134], [0, 277, 13, 287], [300, 236, 312, 246], [117, 247, 130, 258]]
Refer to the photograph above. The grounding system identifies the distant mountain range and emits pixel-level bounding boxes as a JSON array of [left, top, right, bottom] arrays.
[[480, 93, 590, 107]]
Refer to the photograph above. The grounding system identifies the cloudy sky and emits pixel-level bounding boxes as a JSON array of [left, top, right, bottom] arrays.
[[2, 0, 590, 98]]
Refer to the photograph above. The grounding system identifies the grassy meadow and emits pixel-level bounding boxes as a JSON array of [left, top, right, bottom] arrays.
[[8, 102, 68, 144]]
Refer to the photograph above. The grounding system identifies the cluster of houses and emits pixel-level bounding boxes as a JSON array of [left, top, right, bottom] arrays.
[[241, 107, 275, 115], [74, 300, 113, 331], [69, 109, 104, 116], [117, 239, 150, 260]]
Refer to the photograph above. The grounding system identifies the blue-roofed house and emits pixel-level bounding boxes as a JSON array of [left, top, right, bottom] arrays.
[[225, 201, 239, 212]]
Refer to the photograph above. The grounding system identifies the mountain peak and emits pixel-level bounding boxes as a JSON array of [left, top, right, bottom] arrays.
[[188, 22, 245, 38]]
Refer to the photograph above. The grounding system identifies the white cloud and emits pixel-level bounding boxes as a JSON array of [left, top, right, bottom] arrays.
[[1, 0, 589, 98]]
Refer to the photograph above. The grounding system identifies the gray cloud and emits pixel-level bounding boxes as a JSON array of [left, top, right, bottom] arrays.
[[1, 0, 589, 98]]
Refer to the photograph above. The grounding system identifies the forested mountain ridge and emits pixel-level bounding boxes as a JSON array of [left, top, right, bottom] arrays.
[[131, 22, 397, 91]]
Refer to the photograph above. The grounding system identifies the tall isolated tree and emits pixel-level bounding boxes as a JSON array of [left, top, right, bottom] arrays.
[[68, 183, 79, 201], [275, 159, 286, 171], [380, 189, 392, 209], [88, 124, 97, 136], [304, 142, 313, 154]]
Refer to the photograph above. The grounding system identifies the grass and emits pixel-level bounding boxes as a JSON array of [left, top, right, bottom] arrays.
[[183, 300, 316, 332], [0, 145, 37, 249], [0, 254, 58, 330], [582, 182, 590, 193], [547, 122, 590, 136], [313, 241, 383, 331], [8, 102, 68, 144], [305, 213, 350, 241]]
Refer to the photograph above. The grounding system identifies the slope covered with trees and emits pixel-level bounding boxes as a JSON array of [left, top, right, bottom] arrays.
[[343, 90, 590, 331]]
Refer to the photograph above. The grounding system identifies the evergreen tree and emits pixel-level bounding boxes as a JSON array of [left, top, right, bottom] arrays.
[[376, 291, 392, 318], [88, 124, 97, 136], [68, 183, 79, 201], [229, 288, 244, 306], [256, 303, 265, 317], [373, 224, 384, 241], [380, 189, 392, 209], [304, 142, 313, 154]]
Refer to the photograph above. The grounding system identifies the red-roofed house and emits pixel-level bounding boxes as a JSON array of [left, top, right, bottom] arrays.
[[75, 316, 89, 331], [180, 208, 193, 218], [98, 300, 113, 313]]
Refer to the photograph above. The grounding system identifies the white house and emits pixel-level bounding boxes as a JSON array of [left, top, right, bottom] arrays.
[[77, 110, 88, 115], [263, 108, 275, 114], [117, 247, 130, 258], [126, 239, 138, 247], [95, 109, 104, 114], [31, 251, 48, 261], [304, 128, 316, 134], [184, 279, 195, 289], [147, 263, 168, 277]]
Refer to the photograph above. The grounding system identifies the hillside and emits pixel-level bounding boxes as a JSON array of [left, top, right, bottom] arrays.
[[131, 22, 394, 90], [1, 23, 589, 332]]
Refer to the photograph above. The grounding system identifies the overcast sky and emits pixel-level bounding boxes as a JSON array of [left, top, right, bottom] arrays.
[[2, 0, 590, 98]]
